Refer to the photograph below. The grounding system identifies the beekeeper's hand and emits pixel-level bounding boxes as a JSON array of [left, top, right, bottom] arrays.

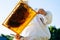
[[37, 9, 46, 16]]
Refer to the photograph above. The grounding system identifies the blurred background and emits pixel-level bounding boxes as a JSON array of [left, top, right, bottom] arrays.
[[0, 0, 60, 40]]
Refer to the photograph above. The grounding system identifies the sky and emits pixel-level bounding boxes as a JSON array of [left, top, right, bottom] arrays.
[[0, 0, 60, 35]]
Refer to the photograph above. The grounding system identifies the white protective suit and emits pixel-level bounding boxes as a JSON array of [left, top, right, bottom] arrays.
[[19, 11, 52, 40], [13, 0, 52, 40]]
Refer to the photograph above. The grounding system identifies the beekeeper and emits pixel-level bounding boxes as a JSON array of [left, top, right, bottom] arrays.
[[13, 0, 52, 40]]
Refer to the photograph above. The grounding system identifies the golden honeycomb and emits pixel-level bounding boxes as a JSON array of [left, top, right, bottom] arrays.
[[2, 1, 36, 34]]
